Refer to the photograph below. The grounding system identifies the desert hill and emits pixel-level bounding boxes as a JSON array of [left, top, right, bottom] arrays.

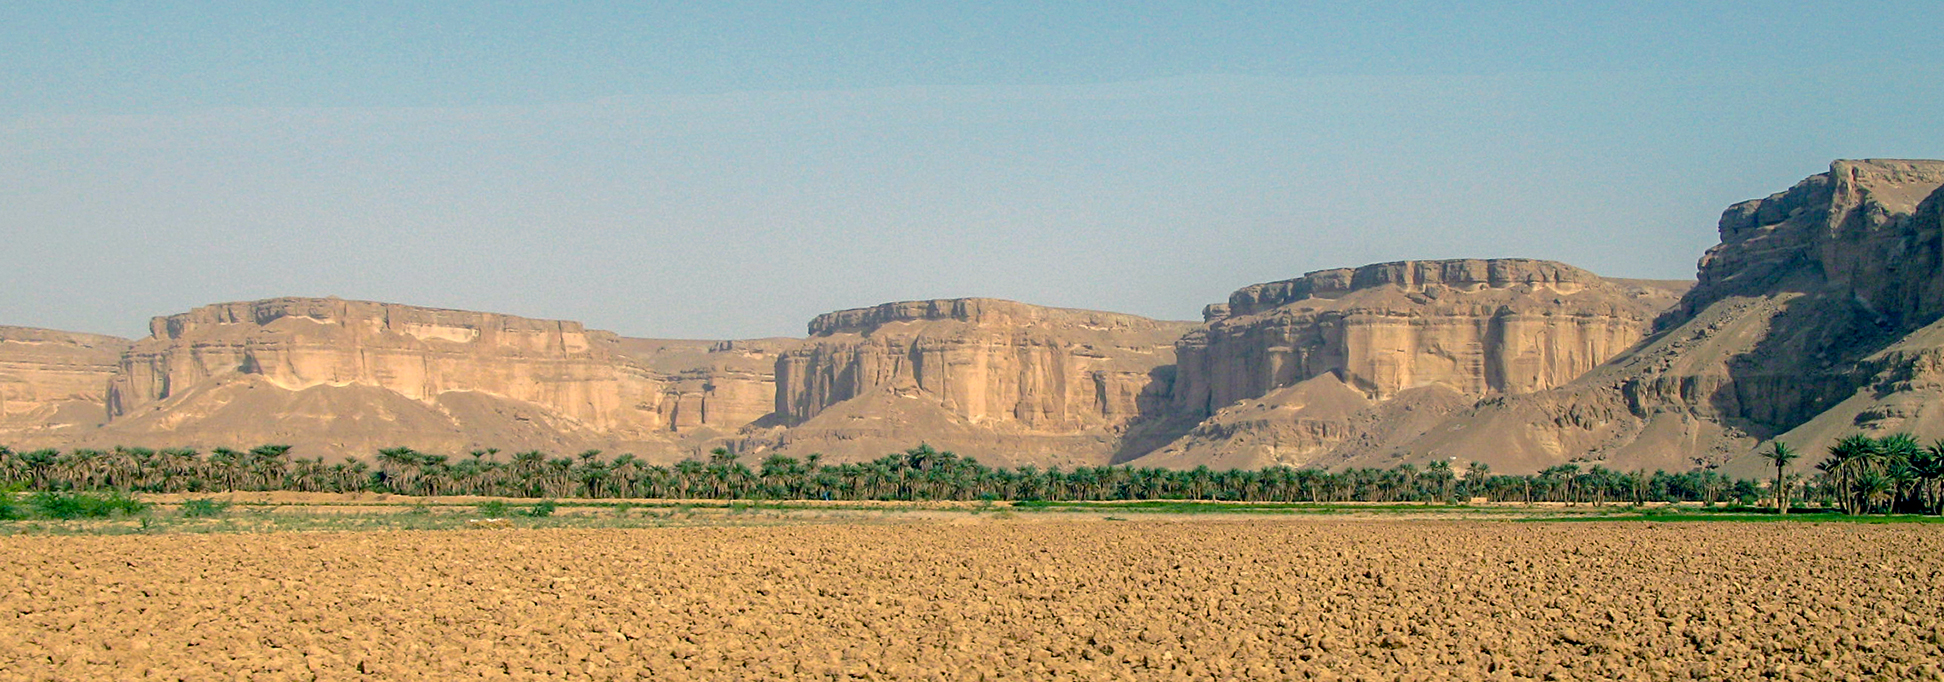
[[5, 158, 1941, 474], [14, 298, 789, 461], [0, 326, 130, 438], [1124, 259, 1689, 470], [1383, 159, 1944, 474], [746, 298, 1196, 467]]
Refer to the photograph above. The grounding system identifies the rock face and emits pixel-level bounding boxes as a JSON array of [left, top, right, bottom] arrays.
[[1175, 259, 1681, 410], [759, 299, 1195, 466], [1133, 260, 1687, 469], [14, 158, 1944, 475], [0, 327, 130, 437], [80, 298, 788, 459], [1401, 160, 1944, 473]]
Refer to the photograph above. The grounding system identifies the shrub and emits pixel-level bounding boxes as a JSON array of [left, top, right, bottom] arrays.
[[179, 498, 230, 518], [0, 482, 25, 520], [523, 500, 557, 518], [31, 490, 148, 519], [476, 500, 511, 518]]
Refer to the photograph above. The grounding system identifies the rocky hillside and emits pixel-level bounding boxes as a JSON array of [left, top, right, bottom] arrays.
[[1127, 259, 1688, 470], [1390, 159, 1944, 474], [7, 158, 1942, 474], [750, 299, 1194, 467], [7, 298, 794, 460], [0, 327, 129, 437]]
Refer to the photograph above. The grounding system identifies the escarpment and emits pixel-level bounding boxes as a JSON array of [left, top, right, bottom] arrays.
[[80, 298, 790, 459], [1174, 259, 1682, 413], [1128, 259, 1686, 469], [757, 299, 1195, 466], [1399, 160, 1944, 474], [10, 158, 1944, 475], [0, 327, 130, 436]]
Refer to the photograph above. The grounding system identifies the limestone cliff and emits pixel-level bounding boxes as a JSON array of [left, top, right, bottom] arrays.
[[757, 299, 1194, 466], [0, 327, 129, 437], [1133, 260, 1686, 469], [1398, 160, 1944, 474], [85, 298, 787, 459]]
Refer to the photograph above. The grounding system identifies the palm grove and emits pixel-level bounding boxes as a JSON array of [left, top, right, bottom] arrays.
[[3, 433, 1938, 514]]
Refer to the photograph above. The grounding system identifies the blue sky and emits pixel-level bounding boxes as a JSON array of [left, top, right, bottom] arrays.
[[4, 2, 1942, 338]]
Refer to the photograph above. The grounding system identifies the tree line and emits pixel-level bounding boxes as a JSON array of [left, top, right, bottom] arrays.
[[0, 437, 1935, 513], [1763, 433, 1944, 515], [0, 443, 1748, 506]]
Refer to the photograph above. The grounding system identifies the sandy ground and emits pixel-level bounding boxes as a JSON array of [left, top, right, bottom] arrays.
[[2, 519, 1939, 681]]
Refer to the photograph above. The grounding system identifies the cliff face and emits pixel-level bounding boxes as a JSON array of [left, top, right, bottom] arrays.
[[110, 298, 644, 429], [12, 158, 1941, 473], [1177, 259, 1683, 413], [1132, 260, 1685, 469], [1400, 160, 1944, 473], [88, 298, 786, 459], [761, 299, 1194, 465], [0, 327, 130, 436]]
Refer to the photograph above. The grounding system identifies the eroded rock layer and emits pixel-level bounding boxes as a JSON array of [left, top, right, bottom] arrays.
[[1401, 160, 1944, 474], [760, 299, 1195, 465], [1176, 259, 1681, 413], [0, 327, 130, 437], [1133, 260, 1687, 469], [80, 298, 787, 459], [13, 158, 1944, 474]]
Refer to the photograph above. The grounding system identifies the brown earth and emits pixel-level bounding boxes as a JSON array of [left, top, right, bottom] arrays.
[[3, 520, 1939, 681]]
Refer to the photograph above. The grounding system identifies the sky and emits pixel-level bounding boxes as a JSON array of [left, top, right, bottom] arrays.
[[4, 2, 1942, 339]]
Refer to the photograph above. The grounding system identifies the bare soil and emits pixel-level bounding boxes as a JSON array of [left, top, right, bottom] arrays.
[[2, 520, 1939, 680]]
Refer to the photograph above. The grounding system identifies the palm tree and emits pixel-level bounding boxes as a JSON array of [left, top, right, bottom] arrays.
[[1760, 441, 1799, 515], [1915, 441, 1944, 515], [1820, 435, 1879, 514], [1856, 470, 1896, 514]]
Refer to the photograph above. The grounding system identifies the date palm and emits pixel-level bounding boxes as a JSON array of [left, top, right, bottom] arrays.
[[1761, 441, 1799, 515]]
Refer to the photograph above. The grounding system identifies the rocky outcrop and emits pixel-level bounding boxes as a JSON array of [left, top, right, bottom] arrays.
[[611, 337, 796, 437], [1132, 260, 1686, 469], [1176, 259, 1684, 412], [1397, 160, 1944, 474], [82, 298, 788, 459], [0, 327, 130, 436], [760, 299, 1194, 465], [13, 158, 1944, 474]]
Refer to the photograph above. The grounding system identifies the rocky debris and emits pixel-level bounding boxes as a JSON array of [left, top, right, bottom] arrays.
[[0, 326, 129, 436], [1, 520, 1936, 680]]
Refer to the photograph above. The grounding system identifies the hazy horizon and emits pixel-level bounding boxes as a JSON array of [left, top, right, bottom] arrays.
[[6, 3, 1941, 339]]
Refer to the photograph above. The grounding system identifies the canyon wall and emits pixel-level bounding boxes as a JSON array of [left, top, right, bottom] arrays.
[[1395, 160, 1944, 474], [1173, 259, 1682, 414], [1130, 259, 1685, 469], [81, 298, 786, 459], [758, 299, 1194, 466], [0, 327, 129, 437], [11, 158, 1943, 474]]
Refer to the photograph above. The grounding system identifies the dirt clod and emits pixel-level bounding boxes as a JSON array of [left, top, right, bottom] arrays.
[[0, 520, 1938, 680]]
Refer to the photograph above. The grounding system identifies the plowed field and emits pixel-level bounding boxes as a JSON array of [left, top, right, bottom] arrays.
[[3, 520, 1940, 681]]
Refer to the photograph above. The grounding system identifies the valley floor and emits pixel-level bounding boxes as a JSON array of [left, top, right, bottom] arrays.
[[2, 514, 1940, 680]]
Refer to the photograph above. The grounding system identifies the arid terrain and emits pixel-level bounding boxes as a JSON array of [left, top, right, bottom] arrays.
[[3, 518, 1939, 680]]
